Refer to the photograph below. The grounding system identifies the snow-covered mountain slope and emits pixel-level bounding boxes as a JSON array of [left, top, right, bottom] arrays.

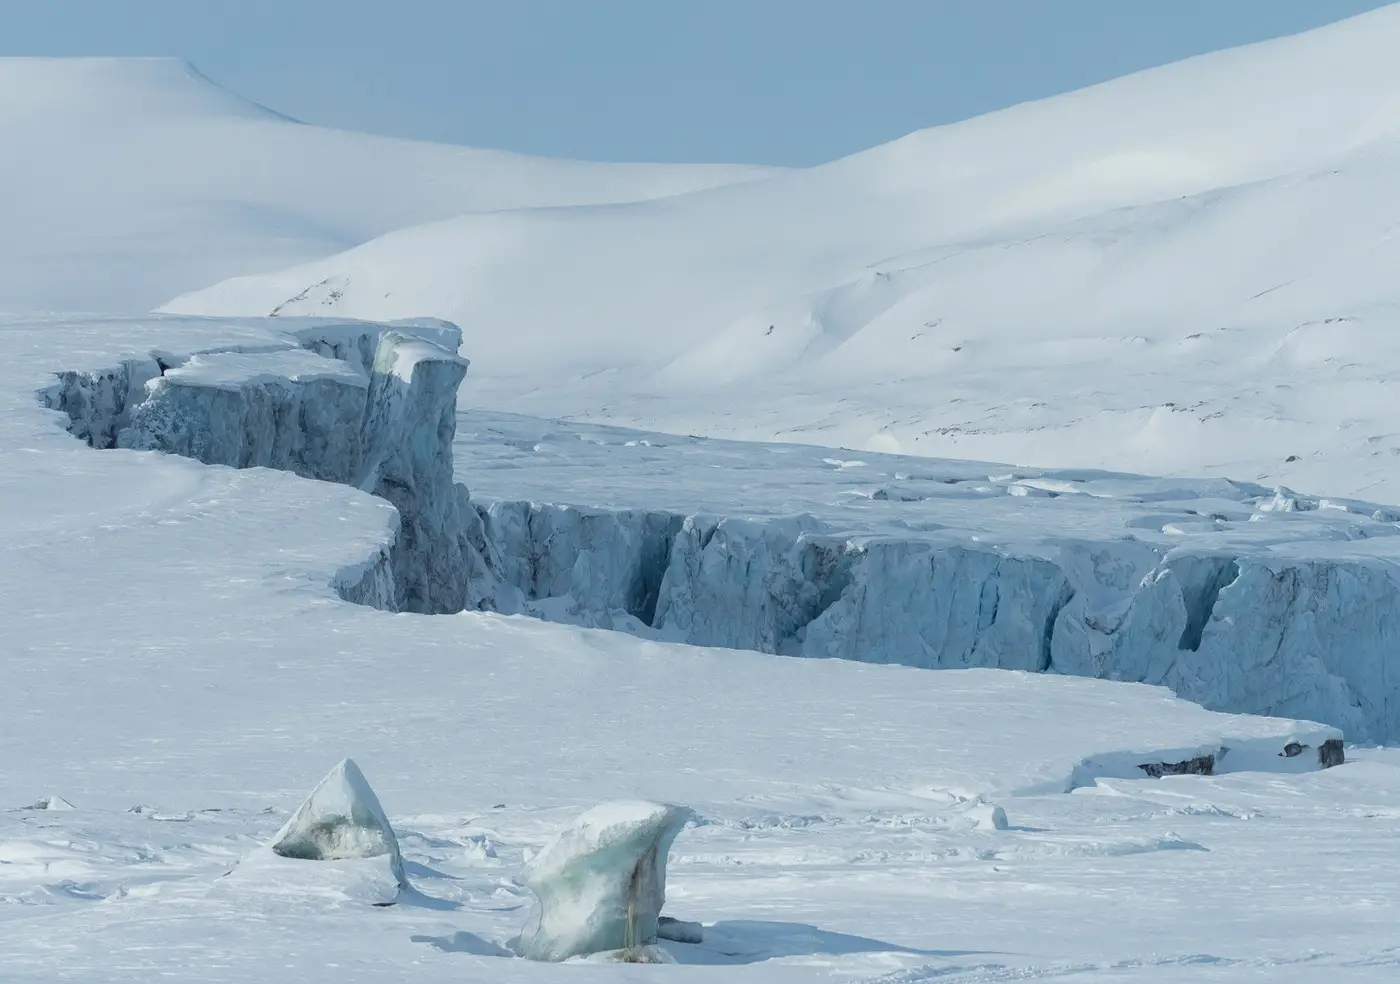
[[2, 311, 1397, 982], [168, 4, 1400, 501], [0, 58, 775, 312]]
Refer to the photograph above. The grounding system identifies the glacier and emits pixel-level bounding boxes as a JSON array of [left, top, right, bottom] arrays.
[[270, 758, 404, 874], [0, 299, 1367, 975], [40, 317, 1400, 744]]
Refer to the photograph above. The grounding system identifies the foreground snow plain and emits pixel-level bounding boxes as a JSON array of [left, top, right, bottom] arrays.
[[3, 313, 1399, 982]]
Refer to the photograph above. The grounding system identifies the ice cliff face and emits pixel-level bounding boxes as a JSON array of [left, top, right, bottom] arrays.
[[42, 321, 1400, 744], [485, 501, 1400, 744], [45, 321, 500, 614]]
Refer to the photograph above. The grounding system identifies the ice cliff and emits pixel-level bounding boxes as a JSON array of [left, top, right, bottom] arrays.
[[42, 320, 1400, 744], [488, 501, 1399, 745], [45, 320, 500, 614]]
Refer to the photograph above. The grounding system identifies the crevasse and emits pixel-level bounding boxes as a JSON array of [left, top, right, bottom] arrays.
[[42, 321, 1400, 743]]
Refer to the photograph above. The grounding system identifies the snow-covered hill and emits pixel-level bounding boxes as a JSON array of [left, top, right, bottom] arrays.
[[0, 58, 775, 312], [168, 4, 1400, 501]]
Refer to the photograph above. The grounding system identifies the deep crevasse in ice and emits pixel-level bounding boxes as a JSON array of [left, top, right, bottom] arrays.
[[41, 321, 1400, 742]]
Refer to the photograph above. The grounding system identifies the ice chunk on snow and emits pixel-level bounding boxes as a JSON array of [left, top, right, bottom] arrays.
[[518, 800, 691, 962], [968, 803, 1009, 831], [271, 759, 403, 875], [214, 759, 406, 906], [25, 795, 75, 811]]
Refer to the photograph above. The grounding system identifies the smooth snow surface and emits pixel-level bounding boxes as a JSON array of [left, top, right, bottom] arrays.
[[2, 312, 1390, 981], [0, 57, 775, 312], [169, 4, 1400, 502], [518, 801, 690, 961]]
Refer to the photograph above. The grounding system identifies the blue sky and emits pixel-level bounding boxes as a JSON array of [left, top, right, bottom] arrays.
[[4, 0, 1391, 165]]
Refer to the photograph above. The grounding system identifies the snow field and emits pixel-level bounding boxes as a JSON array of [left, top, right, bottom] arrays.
[[0, 312, 1383, 980], [0, 57, 777, 312]]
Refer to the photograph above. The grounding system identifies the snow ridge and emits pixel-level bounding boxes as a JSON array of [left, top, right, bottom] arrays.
[[40, 323, 1400, 743]]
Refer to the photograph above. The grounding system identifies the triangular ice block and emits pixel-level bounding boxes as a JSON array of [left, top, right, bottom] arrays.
[[212, 759, 407, 907], [270, 758, 405, 884]]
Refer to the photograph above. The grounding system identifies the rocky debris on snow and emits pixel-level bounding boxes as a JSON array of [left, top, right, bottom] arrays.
[[1318, 738, 1346, 768], [1139, 754, 1216, 778]]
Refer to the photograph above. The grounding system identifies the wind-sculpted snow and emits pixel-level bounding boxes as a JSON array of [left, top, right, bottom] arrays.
[[37, 316, 1400, 742]]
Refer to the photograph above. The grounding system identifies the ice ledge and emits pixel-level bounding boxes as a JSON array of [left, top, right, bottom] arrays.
[[43, 320, 498, 615], [37, 318, 1395, 744], [484, 501, 1396, 744]]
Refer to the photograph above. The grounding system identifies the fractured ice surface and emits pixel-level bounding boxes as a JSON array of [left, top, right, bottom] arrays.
[[467, 417, 1400, 744], [518, 801, 691, 962], [656, 915, 704, 944], [41, 318, 1400, 741], [49, 320, 500, 615]]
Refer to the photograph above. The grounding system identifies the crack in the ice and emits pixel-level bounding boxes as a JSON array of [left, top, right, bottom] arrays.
[[33, 324, 1376, 745]]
